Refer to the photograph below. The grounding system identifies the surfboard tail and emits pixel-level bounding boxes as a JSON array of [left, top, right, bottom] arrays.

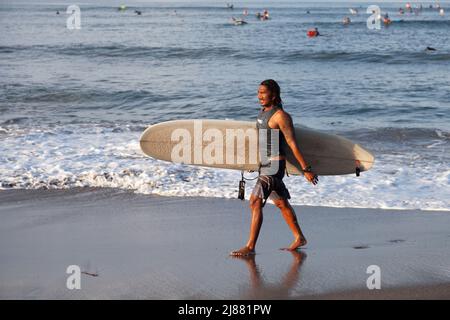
[[353, 144, 375, 172]]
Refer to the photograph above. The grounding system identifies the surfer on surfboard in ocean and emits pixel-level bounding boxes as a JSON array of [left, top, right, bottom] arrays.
[[230, 79, 318, 256]]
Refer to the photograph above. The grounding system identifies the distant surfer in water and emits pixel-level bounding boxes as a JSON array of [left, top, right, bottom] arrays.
[[307, 28, 320, 37], [231, 79, 318, 256]]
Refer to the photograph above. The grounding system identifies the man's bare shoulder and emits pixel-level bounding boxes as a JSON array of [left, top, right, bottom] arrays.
[[273, 109, 293, 126]]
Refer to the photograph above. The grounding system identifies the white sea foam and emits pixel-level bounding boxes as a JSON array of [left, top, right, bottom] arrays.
[[0, 125, 449, 211]]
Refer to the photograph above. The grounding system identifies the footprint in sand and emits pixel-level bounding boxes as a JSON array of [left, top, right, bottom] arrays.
[[353, 245, 370, 250], [388, 239, 405, 244], [353, 239, 406, 250]]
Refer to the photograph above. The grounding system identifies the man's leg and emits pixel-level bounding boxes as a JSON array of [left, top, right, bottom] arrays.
[[273, 198, 307, 250], [230, 195, 263, 256]]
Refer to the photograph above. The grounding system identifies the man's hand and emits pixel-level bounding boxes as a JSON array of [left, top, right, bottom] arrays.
[[304, 171, 318, 185]]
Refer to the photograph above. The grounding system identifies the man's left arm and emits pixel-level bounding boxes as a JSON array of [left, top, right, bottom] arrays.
[[277, 112, 309, 170], [277, 112, 318, 185]]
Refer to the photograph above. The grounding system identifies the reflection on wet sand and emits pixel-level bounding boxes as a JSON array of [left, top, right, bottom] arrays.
[[232, 251, 307, 299]]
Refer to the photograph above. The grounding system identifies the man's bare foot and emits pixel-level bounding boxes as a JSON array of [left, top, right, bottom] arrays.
[[230, 246, 255, 256], [280, 237, 307, 251]]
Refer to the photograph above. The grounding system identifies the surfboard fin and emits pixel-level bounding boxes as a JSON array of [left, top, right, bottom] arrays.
[[355, 160, 361, 177]]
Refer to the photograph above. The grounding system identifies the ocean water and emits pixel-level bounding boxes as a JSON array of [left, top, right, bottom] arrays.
[[1, 1, 449, 210]]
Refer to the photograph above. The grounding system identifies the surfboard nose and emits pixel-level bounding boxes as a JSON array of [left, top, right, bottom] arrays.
[[353, 144, 375, 171]]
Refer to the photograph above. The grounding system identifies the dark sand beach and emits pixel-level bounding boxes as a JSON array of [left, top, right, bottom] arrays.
[[0, 187, 449, 299], [1, 0, 449, 301]]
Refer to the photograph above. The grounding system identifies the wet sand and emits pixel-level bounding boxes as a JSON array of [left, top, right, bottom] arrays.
[[0, 187, 449, 299]]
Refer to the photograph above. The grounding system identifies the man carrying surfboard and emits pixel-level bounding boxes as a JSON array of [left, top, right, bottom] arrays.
[[231, 79, 318, 256]]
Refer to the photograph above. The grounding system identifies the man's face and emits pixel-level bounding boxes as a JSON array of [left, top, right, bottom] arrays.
[[258, 85, 274, 108]]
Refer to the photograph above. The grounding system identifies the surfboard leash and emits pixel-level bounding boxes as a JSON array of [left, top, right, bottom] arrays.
[[238, 168, 261, 200]]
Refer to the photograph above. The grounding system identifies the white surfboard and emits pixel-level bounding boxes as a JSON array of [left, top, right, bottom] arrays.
[[140, 119, 374, 176]]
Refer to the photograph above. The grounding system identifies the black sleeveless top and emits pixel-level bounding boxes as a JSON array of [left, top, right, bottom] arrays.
[[256, 105, 287, 158]]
